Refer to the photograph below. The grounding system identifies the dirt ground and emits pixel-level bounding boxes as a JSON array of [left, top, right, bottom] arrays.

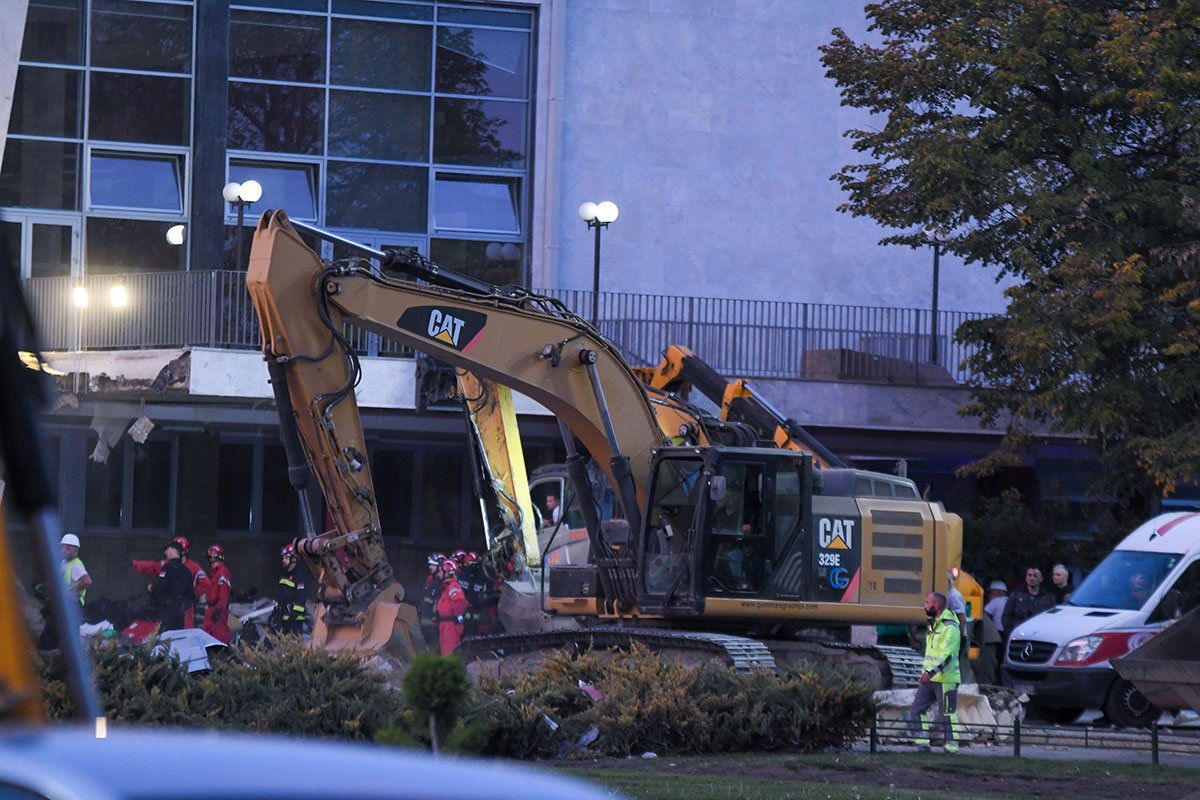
[[550, 755, 1200, 799]]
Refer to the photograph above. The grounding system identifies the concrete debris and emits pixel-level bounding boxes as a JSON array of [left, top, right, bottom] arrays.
[[874, 683, 1026, 744], [89, 410, 130, 463], [155, 628, 226, 672], [52, 393, 79, 410], [128, 414, 155, 444]]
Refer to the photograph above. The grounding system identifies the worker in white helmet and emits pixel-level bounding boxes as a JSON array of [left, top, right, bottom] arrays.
[[60, 533, 92, 606]]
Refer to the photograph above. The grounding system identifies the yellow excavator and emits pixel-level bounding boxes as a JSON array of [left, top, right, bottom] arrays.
[[247, 210, 979, 683]]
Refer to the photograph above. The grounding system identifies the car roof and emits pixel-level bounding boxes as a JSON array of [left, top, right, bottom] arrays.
[[0, 725, 620, 800]]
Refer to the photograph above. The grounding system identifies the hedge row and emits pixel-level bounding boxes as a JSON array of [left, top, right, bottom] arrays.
[[40, 639, 875, 757]]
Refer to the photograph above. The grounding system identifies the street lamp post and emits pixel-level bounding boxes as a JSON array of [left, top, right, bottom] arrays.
[[223, 180, 262, 270], [578, 200, 619, 327], [923, 229, 944, 366]]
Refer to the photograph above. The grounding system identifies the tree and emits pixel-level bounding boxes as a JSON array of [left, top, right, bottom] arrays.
[[820, 1, 1200, 514], [401, 651, 470, 755]]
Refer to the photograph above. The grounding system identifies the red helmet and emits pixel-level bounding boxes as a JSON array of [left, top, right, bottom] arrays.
[[172, 536, 190, 555], [451, 549, 469, 563], [440, 558, 459, 576], [281, 543, 296, 559], [207, 544, 224, 561], [462, 551, 480, 566]]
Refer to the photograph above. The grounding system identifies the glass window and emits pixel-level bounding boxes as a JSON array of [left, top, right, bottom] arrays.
[[331, 17, 431, 91], [89, 72, 190, 145], [228, 160, 318, 220], [773, 467, 803, 555], [21, 0, 84, 65], [11, 67, 81, 137], [1, 221, 20, 275], [333, 0, 433, 21], [436, 27, 528, 99], [329, 90, 429, 160], [0, 140, 79, 210], [85, 217, 186, 273], [434, 173, 519, 233], [327, 161, 426, 231], [418, 449, 462, 542], [90, 151, 184, 212], [230, 10, 326, 83], [1068, 550, 1181, 611], [218, 442, 253, 531], [229, 81, 324, 154], [31, 223, 73, 278], [430, 238, 522, 286], [372, 448, 414, 538], [438, 7, 531, 29], [90, 0, 192, 73], [132, 439, 171, 528], [433, 97, 525, 168], [262, 443, 300, 533], [85, 435, 124, 527], [235, 0, 328, 15]]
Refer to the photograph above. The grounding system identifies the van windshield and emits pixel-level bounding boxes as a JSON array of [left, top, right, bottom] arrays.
[[1067, 550, 1181, 610]]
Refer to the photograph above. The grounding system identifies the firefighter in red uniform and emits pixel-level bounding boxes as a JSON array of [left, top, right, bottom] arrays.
[[132, 536, 211, 628], [435, 558, 469, 656], [202, 545, 233, 644]]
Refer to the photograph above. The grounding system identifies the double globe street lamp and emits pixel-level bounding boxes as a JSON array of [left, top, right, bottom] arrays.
[[578, 200, 619, 327], [223, 179, 263, 270]]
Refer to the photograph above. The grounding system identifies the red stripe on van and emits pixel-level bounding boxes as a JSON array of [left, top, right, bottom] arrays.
[[1152, 512, 1200, 539]]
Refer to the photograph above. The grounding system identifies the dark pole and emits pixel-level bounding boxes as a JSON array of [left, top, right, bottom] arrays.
[[590, 220, 602, 327], [930, 240, 941, 365], [234, 201, 245, 271]]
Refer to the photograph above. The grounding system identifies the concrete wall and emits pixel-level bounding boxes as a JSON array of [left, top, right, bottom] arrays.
[[546, 0, 1010, 315]]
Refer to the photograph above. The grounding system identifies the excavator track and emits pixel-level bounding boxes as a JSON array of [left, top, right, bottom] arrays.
[[461, 626, 777, 673]]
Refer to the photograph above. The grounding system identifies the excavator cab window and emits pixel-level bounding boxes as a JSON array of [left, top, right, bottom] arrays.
[[706, 462, 767, 594], [642, 457, 704, 595]]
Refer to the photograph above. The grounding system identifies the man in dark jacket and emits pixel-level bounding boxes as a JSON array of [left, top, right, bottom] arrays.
[[1001, 566, 1056, 645], [271, 543, 309, 635], [150, 541, 193, 632]]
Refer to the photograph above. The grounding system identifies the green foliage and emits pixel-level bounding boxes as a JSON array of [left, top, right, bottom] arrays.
[[468, 645, 875, 758], [820, 2, 1200, 509], [40, 636, 403, 739], [397, 652, 472, 753]]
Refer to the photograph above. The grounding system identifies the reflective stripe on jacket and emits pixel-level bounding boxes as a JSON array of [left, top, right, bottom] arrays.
[[923, 607, 961, 684]]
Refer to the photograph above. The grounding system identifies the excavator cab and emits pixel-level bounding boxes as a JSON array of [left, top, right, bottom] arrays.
[[634, 447, 815, 617]]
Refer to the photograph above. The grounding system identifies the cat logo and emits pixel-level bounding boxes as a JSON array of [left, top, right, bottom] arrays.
[[397, 306, 487, 353], [427, 309, 466, 347], [818, 517, 854, 551]]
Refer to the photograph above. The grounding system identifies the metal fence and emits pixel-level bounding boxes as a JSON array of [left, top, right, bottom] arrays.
[[22, 271, 993, 385]]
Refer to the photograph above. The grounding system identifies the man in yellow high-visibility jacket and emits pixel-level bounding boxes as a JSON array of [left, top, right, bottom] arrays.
[[907, 591, 961, 753]]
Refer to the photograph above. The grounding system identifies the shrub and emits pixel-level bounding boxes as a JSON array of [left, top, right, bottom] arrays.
[[468, 644, 875, 758]]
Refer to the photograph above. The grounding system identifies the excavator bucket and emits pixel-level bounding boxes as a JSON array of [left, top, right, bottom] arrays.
[[1113, 605, 1200, 713], [311, 588, 426, 660]]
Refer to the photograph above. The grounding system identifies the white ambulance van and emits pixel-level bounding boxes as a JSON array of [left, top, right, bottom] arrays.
[[1002, 512, 1200, 727]]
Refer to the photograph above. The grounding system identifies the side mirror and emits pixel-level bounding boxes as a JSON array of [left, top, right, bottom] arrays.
[[710, 474, 727, 503]]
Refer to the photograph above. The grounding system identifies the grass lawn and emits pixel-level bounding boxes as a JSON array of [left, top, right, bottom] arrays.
[[557, 751, 1200, 800]]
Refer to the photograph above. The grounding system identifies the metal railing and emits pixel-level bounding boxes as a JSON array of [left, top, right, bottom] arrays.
[[22, 271, 994, 385]]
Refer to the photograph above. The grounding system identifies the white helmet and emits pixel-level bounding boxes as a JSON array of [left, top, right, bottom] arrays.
[[61, 533, 80, 548]]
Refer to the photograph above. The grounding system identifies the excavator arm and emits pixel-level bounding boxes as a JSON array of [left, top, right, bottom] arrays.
[[637, 345, 844, 468], [246, 210, 667, 625]]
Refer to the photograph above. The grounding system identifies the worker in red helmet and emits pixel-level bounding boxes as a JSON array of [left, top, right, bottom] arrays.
[[435, 558, 469, 656], [271, 543, 309, 635], [201, 545, 234, 644], [132, 535, 211, 628]]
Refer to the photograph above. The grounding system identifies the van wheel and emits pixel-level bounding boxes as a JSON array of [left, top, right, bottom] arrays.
[[1103, 679, 1159, 728], [1030, 705, 1083, 725]]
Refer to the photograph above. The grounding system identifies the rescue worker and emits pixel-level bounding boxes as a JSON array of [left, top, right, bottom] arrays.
[[435, 557, 469, 656], [150, 540, 193, 632], [132, 535, 211, 628], [59, 533, 91, 606], [457, 551, 489, 636], [202, 545, 233, 644], [272, 543, 309, 635], [421, 552, 445, 642], [907, 591, 961, 754]]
